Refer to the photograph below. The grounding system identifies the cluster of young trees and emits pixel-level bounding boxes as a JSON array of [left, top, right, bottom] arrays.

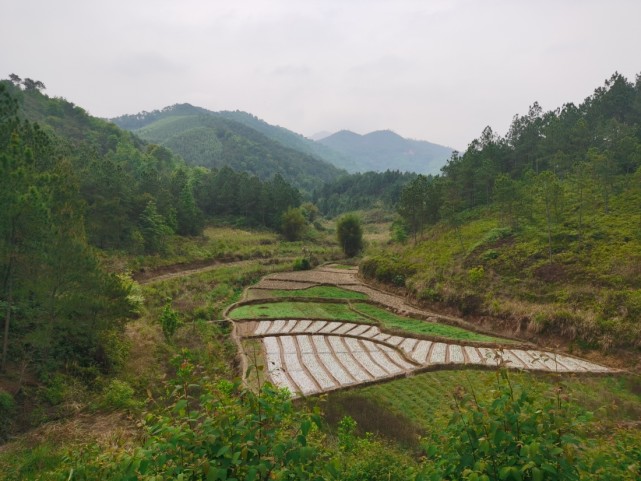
[[7, 73, 46, 92], [0, 78, 305, 378], [313, 170, 417, 217], [0, 84, 134, 377], [193, 167, 301, 231], [398, 72, 641, 243]]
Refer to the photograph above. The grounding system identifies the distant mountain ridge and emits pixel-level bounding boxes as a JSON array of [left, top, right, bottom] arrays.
[[111, 104, 452, 181], [110, 104, 346, 192], [317, 129, 454, 175]]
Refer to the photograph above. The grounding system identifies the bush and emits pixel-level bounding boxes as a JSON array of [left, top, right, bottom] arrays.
[[293, 257, 311, 271], [113, 353, 326, 479], [159, 301, 182, 343], [331, 416, 419, 480], [360, 256, 415, 285], [99, 379, 139, 411], [281, 207, 308, 241], [467, 265, 485, 285], [390, 219, 409, 244], [422, 369, 590, 480], [336, 214, 364, 257]]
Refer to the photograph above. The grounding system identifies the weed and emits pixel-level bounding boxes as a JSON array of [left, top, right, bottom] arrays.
[[98, 379, 140, 411]]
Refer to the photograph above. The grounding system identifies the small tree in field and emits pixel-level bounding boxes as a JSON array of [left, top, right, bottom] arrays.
[[337, 214, 363, 257], [160, 301, 181, 343], [281, 207, 307, 241]]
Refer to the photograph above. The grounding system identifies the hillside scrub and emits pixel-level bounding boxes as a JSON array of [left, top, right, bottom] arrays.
[[363, 202, 641, 350], [368, 72, 641, 352]]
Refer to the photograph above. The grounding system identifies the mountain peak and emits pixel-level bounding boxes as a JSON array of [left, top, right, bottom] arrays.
[[317, 129, 453, 174]]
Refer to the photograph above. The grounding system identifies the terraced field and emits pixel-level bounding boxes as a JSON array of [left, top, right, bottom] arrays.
[[230, 265, 613, 397], [236, 319, 610, 397]]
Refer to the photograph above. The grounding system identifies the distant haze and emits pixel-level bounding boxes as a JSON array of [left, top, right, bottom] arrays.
[[2, 0, 641, 149]]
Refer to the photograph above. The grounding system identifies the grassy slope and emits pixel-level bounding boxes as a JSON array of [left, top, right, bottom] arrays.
[[324, 369, 641, 456], [112, 226, 341, 273], [367, 189, 641, 354]]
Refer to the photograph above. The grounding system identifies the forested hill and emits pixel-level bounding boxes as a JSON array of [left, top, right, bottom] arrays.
[[313, 170, 418, 217], [111, 105, 345, 192], [317, 129, 454, 174], [378, 72, 641, 351], [0, 77, 304, 381]]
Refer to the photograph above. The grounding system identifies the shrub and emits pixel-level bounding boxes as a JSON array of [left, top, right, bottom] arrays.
[[281, 207, 308, 241], [467, 265, 485, 285], [422, 369, 590, 480], [419, 287, 442, 302], [336, 214, 364, 257], [159, 301, 182, 343], [481, 248, 499, 260], [331, 416, 419, 480], [390, 219, 409, 244], [293, 257, 311, 271], [114, 353, 326, 479], [360, 256, 415, 285], [99, 379, 139, 411]]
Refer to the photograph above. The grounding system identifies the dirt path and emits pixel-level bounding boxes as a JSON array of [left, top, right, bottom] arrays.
[[135, 256, 296, 284]]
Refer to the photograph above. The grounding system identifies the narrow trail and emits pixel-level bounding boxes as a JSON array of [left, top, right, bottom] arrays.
[[134, 256, 296, 284]]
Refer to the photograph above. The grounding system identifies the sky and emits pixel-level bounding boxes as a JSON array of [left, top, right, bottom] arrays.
[[2, 0, 640, 150]]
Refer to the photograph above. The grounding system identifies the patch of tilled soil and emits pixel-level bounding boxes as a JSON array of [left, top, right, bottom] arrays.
[[242, 320, 613, 398]]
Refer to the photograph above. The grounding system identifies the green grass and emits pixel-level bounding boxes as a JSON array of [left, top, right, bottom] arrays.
[[327, 369, 641, 433], [269, 286, 368, 300], [229, 299, 509, 343], [228, 301, 371, 322], [352, 303, 509, 343]]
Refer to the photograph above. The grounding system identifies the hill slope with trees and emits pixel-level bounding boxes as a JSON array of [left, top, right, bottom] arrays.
[[111, 105, 345, 193], [366, 72, 641, 353], [0, 77, 305, 389]]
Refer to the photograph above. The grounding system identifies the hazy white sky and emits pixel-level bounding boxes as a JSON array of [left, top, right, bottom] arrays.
[[2, 0, 640, 149]]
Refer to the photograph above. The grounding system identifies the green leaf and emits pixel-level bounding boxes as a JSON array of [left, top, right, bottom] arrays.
[[216, 445, 230, 457]]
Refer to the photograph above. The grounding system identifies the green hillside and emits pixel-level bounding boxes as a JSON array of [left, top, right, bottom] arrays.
[[111, 105, 345, 192], [366, 72, 641, 354], [318, 129, 454, 174], [0, 78, 307, 396], [216, 110, 361, 171]]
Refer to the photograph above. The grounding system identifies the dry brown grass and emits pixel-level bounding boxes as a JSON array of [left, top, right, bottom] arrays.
[[241, 339, 268, 393], [122, 318, 164, 384], [0, 411, 140, 456]]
